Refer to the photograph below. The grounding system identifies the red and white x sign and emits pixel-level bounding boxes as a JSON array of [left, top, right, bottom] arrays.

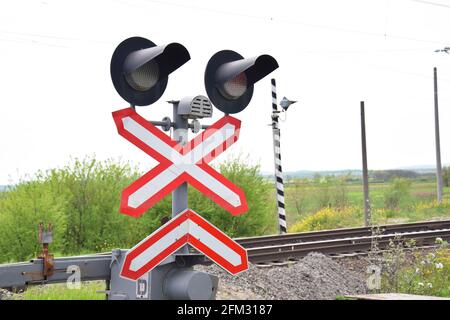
[[120, 209, 248, 280], [112, 107, 248, 217]]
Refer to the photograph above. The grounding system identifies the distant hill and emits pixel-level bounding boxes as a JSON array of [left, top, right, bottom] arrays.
[[261, 164, 450, 180], [394, 164, 450, 174], [261, 170, 362, 179], [284, 170, 362, 179]]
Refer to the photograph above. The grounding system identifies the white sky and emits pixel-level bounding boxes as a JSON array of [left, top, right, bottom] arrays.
[[0, 0, 450, 184]]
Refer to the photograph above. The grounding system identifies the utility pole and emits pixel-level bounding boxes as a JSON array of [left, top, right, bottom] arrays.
[[360, 101, 371, 226], [433, 67, 443, 204]]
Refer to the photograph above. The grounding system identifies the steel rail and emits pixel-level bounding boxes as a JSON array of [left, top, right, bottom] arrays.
[[235, 219, 450, 248], [246, 229, 450, 263]]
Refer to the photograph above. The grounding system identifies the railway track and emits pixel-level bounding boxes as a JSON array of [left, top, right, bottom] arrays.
[[247, 228, 450, 263], [238, 219, 450, 263], [236, 219, 450, 248]]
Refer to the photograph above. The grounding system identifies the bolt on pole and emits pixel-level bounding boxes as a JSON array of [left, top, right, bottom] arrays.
[[433, 67, 443, 204], [271, 79, 287, 234], [360, 101, 371, 226]]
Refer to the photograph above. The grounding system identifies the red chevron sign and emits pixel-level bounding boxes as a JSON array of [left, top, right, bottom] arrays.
[[112, 107, 248, 217], [120, 209, 248, 280]]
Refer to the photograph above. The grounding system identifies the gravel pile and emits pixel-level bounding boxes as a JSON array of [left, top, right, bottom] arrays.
[[196, 252, 368, 300]]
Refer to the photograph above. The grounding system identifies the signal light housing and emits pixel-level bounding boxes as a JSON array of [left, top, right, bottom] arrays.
[[205, 50, 278, 114], [110, 37, 190, 106]]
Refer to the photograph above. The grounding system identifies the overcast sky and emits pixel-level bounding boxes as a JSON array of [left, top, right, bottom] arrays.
[[0, 0, 450, 184]]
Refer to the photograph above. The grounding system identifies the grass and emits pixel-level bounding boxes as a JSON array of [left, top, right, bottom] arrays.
[[14, 281, 106, 300]]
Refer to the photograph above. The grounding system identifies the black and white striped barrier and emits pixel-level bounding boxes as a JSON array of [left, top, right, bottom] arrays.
[[271, 79, 287, 234]]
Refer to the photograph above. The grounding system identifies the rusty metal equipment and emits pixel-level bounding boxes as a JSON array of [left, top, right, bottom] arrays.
[[37, 222, 54, 278]]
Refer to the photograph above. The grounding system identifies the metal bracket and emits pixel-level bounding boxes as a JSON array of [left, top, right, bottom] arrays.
[[150, 119, 210, 131], [110, 249, 121, 269], [190, 119, 201, 133]]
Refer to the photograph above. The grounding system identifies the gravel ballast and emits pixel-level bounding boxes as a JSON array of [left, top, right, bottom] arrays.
[[196, 252, 368, 300], [0, 289, 13, 300]]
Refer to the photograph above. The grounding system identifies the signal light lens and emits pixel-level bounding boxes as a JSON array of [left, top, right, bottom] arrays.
[[125, 60, 160, 92], [204, 50, 278, 114], [219, 72, 247, 100], [110, 37, 190, 106]]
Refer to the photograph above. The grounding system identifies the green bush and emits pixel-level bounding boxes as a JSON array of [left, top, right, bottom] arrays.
[[289, 206, 362, 232], [382, 178, 412, 211], [0, 156, 276, 262], [0, 179, 67, 262]]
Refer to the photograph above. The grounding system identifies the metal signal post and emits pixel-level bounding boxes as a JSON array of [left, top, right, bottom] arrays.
[[171, 101, 189, 254], [271, 79, 287, 234]]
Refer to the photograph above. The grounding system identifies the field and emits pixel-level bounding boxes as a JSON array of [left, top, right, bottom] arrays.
[[283, 178, 450, 232]]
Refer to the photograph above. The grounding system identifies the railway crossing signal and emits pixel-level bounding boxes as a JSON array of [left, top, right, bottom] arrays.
[[112, 107, 248, 217], [205, 50, 279, 114], [108, 36, 279, 300], [121, 209, 248, 280]]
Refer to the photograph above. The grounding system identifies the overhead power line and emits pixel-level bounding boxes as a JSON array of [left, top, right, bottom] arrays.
[[116, 0, 450, 46], [410, 0, 450, 9], [2, 0, 449, 50]]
